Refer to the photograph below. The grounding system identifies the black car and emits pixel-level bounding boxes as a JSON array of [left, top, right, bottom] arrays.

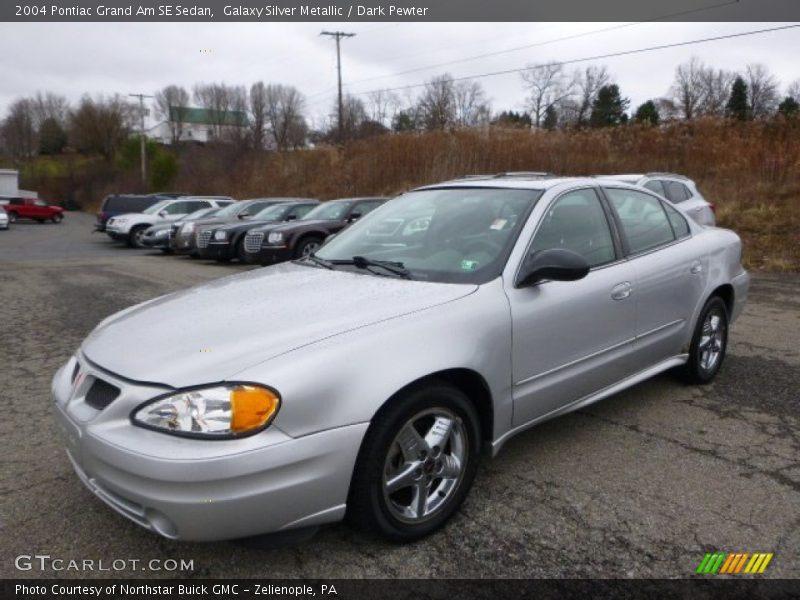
[[140, 207, 222, 253], [198, 200, 319, 262], [242, 197, 387, 266], [94, 194, 165, 232]]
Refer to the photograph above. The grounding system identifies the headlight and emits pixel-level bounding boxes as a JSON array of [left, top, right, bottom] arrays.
[[213, 230, 228, 241], [132, 384, 280, 438], [267, 232, 283, 244], [155, 229, 169, 238], [115, 218, 128, 224]]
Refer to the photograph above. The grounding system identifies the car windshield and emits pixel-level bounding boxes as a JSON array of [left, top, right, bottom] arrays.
[[302, 201, 351, 221], [213, 202, 245, 218], [143, 200, 171, 214], [315, 188, 542, 284], [34, 199, 48, 206], [252, 204, 290, 220], [184, 208, 218, 221]]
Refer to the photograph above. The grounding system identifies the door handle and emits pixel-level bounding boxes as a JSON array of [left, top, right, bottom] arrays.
[[611, 282, 632, 301], [690, 262, 703, 274]]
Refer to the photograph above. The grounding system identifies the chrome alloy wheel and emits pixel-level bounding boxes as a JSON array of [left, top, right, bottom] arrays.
[[382, 408, 467, 524], [301, 241, 320, 256], [699, 308, 726, 372]]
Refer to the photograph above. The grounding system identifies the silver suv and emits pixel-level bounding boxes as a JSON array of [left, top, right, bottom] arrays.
[[598, 173, 715, 227]]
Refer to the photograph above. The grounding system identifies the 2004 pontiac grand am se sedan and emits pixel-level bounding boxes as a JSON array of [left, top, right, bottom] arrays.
[[52, 175, 749, 543]]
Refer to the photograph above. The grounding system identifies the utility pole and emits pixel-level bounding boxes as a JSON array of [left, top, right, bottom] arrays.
[[129, 93, 153, 187], [320, 31, 355, 142]]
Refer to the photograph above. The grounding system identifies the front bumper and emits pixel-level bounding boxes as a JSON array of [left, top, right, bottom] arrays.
[[51, 355, 366, 542], [197, 241, 233, 260], [141, 234, 169, 249], [171, 232, 197, 254], [243, 245, 292, 265]]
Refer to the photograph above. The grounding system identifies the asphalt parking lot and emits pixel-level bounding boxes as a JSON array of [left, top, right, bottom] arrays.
[[1, 212, 798, 579]]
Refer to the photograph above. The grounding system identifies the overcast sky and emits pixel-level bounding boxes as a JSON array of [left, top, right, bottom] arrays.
[[1, 21, 798, 127]]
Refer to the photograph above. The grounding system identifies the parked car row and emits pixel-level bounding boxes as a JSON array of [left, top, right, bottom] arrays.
[[58, 171, 747, 544], [0, 195, 65, 225]]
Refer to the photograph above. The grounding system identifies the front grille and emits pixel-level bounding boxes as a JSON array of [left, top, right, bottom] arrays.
[[85, 378, 120, 411], [197, 229, 212, 248], [245, 232, 264, 253]]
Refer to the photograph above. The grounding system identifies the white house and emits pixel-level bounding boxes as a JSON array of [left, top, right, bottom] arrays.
[[149, 106, 249, 144]]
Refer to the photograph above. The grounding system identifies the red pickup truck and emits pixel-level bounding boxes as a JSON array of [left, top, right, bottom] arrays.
[[1, 197, 64, 223]]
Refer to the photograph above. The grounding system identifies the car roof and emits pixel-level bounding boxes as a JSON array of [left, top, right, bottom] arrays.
[[417, 176, 599, 192], [329, 196, 389, 202]]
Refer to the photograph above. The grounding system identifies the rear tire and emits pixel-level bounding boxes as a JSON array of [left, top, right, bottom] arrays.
[[681, 296, 729, 384], [348, 382, 481, 543]]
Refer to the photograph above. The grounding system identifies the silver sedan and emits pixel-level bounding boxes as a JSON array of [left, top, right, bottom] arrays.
[[52, 176, 748, 543]]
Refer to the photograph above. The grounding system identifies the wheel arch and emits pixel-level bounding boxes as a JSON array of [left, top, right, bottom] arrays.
[[709, 283, 734, 316]]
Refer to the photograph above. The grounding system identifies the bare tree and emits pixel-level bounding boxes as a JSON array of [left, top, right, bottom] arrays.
[[788, 80, 800, 101], [69, 94, 134, 159], [416, 74, 457, 131], [572, 65, 610, 126], [264, 84, 306, 150], [193, 83, 247, 140], [30, 92, 69, 129], [366, 89, 400, 128], [745, 63, 779, 117], [1, 98, 36, 158], [698, 68, 735, 116], [154, 85, 190, 143], [670, 57, 706, 120], [249, 82, 268, 150], [453, 80, 491, 127], [520, 63, 576, 128]]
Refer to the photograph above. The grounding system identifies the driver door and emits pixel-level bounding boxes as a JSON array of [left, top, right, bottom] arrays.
[[507, 187, 637, 426]]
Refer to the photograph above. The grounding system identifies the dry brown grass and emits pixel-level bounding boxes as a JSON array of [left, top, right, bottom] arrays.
[[27, 118, 800, 271]]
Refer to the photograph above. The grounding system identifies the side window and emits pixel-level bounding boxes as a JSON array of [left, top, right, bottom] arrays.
[[241, 202, 268, 217], [662, 202, 690, 238], [643, 180, 666, 196], [163, 201, 187, 215], [663, 181, 692, 203], [289, 205, 315, 219], [189, 200, 210, 211], [605, 188, 676, 254], [529, 188, 616, 268]]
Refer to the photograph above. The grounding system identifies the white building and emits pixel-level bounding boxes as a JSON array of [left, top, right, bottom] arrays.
[[149, 106, 249, 144]]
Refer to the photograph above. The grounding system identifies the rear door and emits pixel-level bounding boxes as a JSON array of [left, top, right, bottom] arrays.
[[508, 186, 637, 425], [603, 186, 707, 369]]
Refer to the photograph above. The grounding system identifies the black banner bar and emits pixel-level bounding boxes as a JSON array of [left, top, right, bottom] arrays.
[[3, 0, 800, 22]]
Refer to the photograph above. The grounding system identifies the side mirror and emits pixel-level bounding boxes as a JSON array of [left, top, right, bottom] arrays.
[[516, 248, 590, 288], [348, 211, 362, 222], [158, 210, 167, 217], [286, 215, 297, 221]]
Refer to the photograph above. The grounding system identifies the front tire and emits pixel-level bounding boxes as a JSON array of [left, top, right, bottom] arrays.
[[51, 214, 63, 223], [348, 382, 481, 542], [129, 225, 148, 248], [681, 296, 729, 384], [294, 236, 323, 259], [8, 212, 17, 223]]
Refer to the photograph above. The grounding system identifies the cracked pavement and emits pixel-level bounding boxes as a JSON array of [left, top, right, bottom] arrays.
[[1, 213, 798, 578]]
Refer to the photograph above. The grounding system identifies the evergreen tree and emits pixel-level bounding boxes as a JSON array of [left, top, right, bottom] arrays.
[[542, 105, 558, 130], [777, 96, 799, 118], [589, 84, 630, 127], [726, 76, 749, 120], [634, 100, 660, 125]]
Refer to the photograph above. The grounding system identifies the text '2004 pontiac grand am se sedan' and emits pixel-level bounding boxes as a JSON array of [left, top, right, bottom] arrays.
[[53, 175, 749, 543]]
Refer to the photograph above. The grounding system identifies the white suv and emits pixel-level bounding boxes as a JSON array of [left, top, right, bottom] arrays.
[[106, 196, 233, 247], [597, 173, 715, 227]]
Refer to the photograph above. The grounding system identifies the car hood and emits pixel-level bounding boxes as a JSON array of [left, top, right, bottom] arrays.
[[82, 263, 477, 388], [216, 220, 279, 234]]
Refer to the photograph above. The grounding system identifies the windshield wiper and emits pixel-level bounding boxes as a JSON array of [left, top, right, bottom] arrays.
[[294, 253, 336, 270], [331, 255, 413, 279]]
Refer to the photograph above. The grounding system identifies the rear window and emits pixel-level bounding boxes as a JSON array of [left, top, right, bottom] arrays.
[[663, 181, 693, 203], [102, 195, 161, 213]]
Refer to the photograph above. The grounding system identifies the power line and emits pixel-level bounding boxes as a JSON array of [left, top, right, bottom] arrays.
[[304, 1, 740, 101], [330, 23, 800, 101]]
